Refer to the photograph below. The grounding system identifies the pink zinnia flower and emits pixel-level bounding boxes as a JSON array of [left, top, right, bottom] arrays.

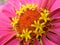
[[0, 0, 60, 45]]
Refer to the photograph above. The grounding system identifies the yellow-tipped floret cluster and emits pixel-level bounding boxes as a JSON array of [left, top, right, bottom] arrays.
[[16, 4, 37, 16], [11, 4, 50, 42], [31, 8, 50, 39], [11, 17, 19, 30], [39, 8, 50, 22]]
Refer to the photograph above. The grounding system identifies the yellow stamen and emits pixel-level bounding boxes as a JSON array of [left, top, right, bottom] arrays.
[[29, 4, 38, 10], [11, 17, 18, 30], [39, 8, 50, 22], [20, 28, 32, 42], [16, 33, 21, 38], [16, 4, 37, 16], [36, 29, 45, 38], [31, 20, 45, 31], [31, 20, 45, 38]]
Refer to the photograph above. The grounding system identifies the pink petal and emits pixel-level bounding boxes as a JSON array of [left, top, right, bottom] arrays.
[[50, 0, 60, 12], [50, 8, 60, 19], [46, 0, 56, 9], [25, 0, 33, 4], [40, 0, 48, 8], [50, 27, 60, 36], [0, 5, 4, 12], [6, 38, 20, 45], [49, 8, 60, 36], [46, 32, 60, 45], [0, 13, 12, 28], [50, 20, 60, 28], [2, 4, 15, 13], [0, 30, 16, 45], [0, 28, 11, 30], [0, 13, 11, 23], [6, 0, 21, 10], [19, 0, 27, 5], [1, 4, 16, 18], [0, 20, 11, 28], [30, 0, 43, 9], [29, 0, 40, 4], [42, 36, 57, 45], [34, 40, 40, 45]]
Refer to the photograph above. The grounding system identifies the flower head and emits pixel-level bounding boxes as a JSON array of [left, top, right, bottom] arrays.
[[0, 0, 60, 45]]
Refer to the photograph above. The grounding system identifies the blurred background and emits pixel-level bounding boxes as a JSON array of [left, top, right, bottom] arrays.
[[0, 0, 5, 4]]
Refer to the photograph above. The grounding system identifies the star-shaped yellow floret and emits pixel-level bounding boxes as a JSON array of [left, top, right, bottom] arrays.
[[39, 8, 50, 22], [20, 28, 32, 42], [16, 33, 21, 38], [16, 4, 37, 16], [31, 20, 45, 31], [31, 20, 45, 38], [36, 28, 45, 38], [11, 17, 18, 30]]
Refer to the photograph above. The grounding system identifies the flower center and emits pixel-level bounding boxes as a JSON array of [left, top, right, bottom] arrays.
[[11, 4, 50, 42], [18, 9, 40, 33]]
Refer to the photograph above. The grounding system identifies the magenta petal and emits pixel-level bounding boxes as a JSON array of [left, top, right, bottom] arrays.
[[39, 0, 48, 8], [19, 0, 27, 5], [30, 0, 40, 4], [6, 38, 20, 45], [25, 0, 32, 4], [2, 4, 16, 18], [0, 20, 11, 28], [0, 13, 12, 28], [0, 30, 14, 36], [50, 18, 60, 28], [6, 0, 21, 10], [42, 36, 57, 45], [46, 32, 60, 45], [50, 21, 60, 27], [46, 0, 56, 9], [34, 40, 40, 45], [49, 9, 60, 36], [31, 0, 42, 9], [0, 30, 16, 45], [0, 5, 4, 12], [0, 13, 11, 22], [50, 0, 60, 12], [0, 28, 11, 30], [2, 4, 15, 14], [50, 27, 60, 36], [50, 8, 60, 19]]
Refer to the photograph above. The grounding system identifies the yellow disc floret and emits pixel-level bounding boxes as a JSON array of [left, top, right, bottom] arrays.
[[31, 20, 45, 38], [39, 8, 50, 22], [11, 17, 19, 30], [16, 4, 37, 16], [20, 28, 32, 42], [31, 20, 45, 31]]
